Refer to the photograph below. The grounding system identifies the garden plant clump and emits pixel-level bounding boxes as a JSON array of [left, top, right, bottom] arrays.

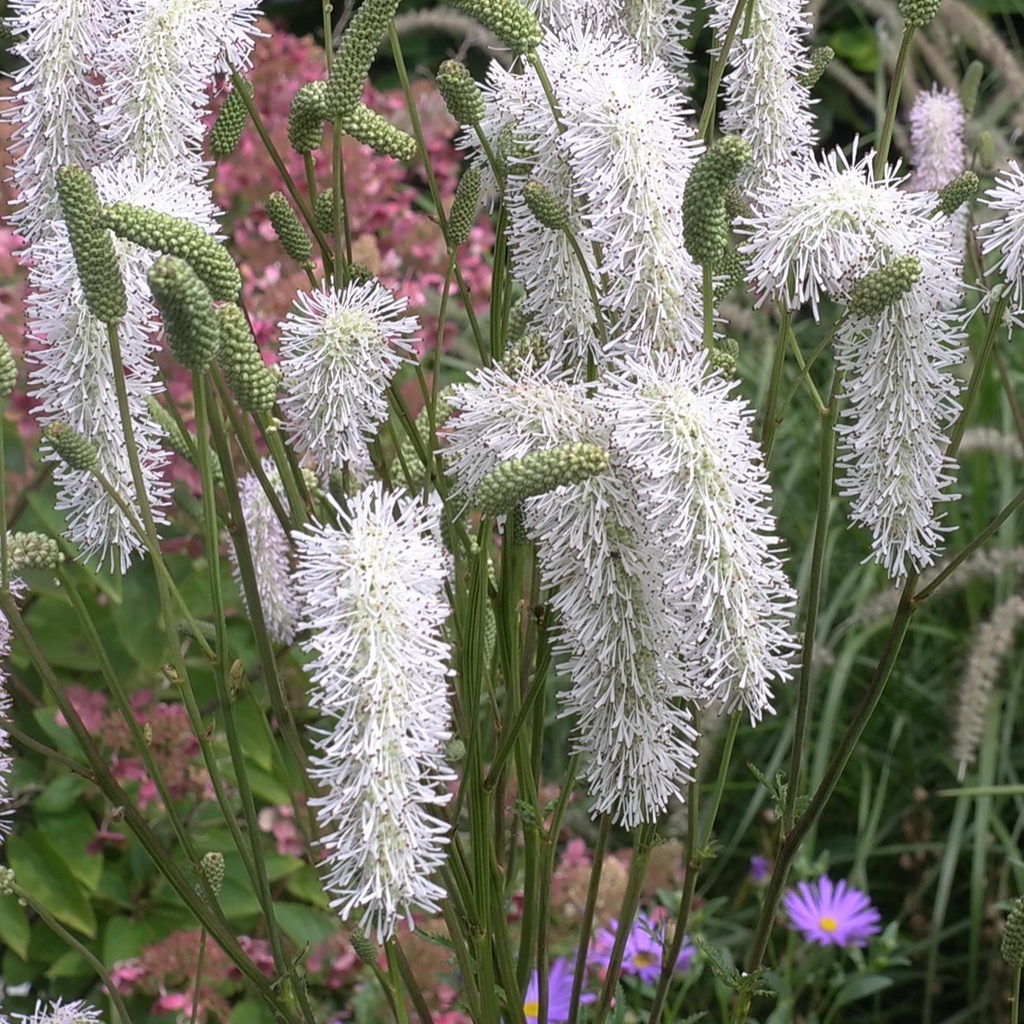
[[1, 0, 1024, 1021]]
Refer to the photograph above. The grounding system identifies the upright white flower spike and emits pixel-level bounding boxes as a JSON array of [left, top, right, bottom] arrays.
[[742, 146, 967, 579], [602, 353, 799, 722], [278, 280, 419, 483], [228, 460, 300, 646], [706, 0, 817, 192], [979, 160, 1024, 311], [908, 86, 967, 192], [293, 483, 455, 941]]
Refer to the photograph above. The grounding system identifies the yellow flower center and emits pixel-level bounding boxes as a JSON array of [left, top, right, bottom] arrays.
[[818, 916, 838, 933], [632, 952, 657, 968], [524, 1000, 539, 1021]]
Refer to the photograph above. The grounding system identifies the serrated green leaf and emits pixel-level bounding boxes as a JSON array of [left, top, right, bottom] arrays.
[[284, 864, 328, 909], [0, 893, 31, 960], [6, 830, 97, 937], [245, 764, 293, 806], [36, 807, 104, 892], [33, 774, 86, 814], [272, 901, 339, 947]]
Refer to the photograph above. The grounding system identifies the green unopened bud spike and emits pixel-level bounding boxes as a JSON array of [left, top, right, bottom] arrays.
[[43, 423, 98, 472], [350, 930, 379, 966], [523, 180, 569, 231], [342, 104, 416, 161], [898, 0, 940, 27], [847, 254, 921, 317], [147, 256, 221, 371], [0, 336, 16, 397], [288, 81, 327, 155], [216, 304, 279, 415], [324, 0, 401, 125], [1002, 895, 1024, 968], [708, 337, 739, 377], [959, 61, 984, 114], [102, 203, 241, 302], [56, 166, 127, 325], [937, 171, 978, 216], [6, 531, 64, 573], [210, 81, 253, 158], [475, 443, 610, 517], [683, 136, 751, 266], [978, 131, 996, 170], [444, 0, 542, 54], [313, 188, 340, 235], [264, 192, 313, 266], [436, 60, 485, 126], [448, 168, 481, 249], [199, 852, 225, 898], [798, 46, 834, 89]]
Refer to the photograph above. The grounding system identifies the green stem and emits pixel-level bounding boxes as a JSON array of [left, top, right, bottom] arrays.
[[384, 943, 411, 1024], [394, 941, 436, 1024], [783, 372, 839, 831], [1011, 966, 1021, 1024], [873, 28, 914, 177], [189, 928, 209, 1024], [698, 0, 751, 143], [759, 305, 791, 457], [15, 884, 132, 1024], [568, 815, 610, 1024]]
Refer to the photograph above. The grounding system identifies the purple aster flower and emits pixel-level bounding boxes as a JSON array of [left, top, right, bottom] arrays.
[[782, 876, 882, 948], [522, 958, 592, 1024], [749, 855, 770, 884], [589, 911, 694, 986]]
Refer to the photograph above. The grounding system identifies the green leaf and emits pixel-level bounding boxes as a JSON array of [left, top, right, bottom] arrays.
[[0, 893, 31, 960], [228, 1000, 278, 1024], [36, 806, 104, 892], [285, 864, 329, 909], [6, 830, 97, 937], [833, 974, 893, 1007], [234, 694, 273, 772], [272, 901, 339, 948], [110, 562, 165, 672], [46, 948, 91, 979], [33, 774, 87, 814], [245, 764, 293, 806], [103, 916, 161, 967]]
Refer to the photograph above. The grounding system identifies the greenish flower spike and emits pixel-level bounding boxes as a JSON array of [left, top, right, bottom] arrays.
[[350, 931, 379, 966], [712, 245, 748, 304], [342, 104, 416, 162], [56, 166, 127, 325], [199, 852, 225, 897], [503, 330, 549, 378], [938, 171, 978, 216], [444, 0, 542, 54], [436, 60, 485, 126], [313, 188, 341, 235], [708, 337, 739, 377], [324, 0, 401, 125], [847, 254, 921, 318], [264, 192, 313, 266], [898, 0, 941, 27], [6, 531, 64, 573], [42, 423, 98, 472], [474, 443, 610, 517], [210, 81, 253, 158], [102, 203, 241, 302], [978, 131, 996, 170], [216, 304, 279, 415], [0, 867, 14, 898], [682, 136, 751, 266], [392, 395, 453, 491], [1002, 895, 1024, 968], [797, 46, 834, 89], [147, 256, 221, 371], [523, 180, 569, 231], [959, 60, 984, 114], [0, 336, 16, 397], [147, 397, 190, 456], [288, 81, 327, 155], [447, 168, 481, 249]]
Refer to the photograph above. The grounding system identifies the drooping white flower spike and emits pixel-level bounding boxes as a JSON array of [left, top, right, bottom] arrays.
[[293, 483, 455, 941], [278, 279, 419, 483], [742, 146, 967, 579]]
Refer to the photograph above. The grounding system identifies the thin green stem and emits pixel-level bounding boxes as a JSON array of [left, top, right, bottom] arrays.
[[16, 884, 132, 1024], [759, 305, 791, 457], [189, 928, 209, 1024], [698, 0, 751, 143], [384, 943, 411, 1024], [568, 814, 610, 1024], [873, 29, 914, 176], [1, 400, 8, 591], [1011, 966, 1022, 1024]]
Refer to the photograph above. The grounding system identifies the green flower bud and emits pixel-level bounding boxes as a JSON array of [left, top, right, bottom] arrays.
[[978, 131, 996, 171], [42, 423, 98, 472], [313, 188, 340, 235], [510, 502, 529, 545], [445, 737, 466, 764], [683, 136, 751, 266], [102, 203, 241, 302], [0, 336, 17, 397], [199, 852, 225, 897], [712, 245, 747, 304], [445, 0, 542, 54], [436, 60, 485, 126], [210, 81, 253, 158], [475, 442, 610, 517], [448, 167, 481, 249], [937, 171, 978, 216], [959, 60, 984, 114], [147, 397, 190, 456], [523, 179, 568, 231], [502, 330, 549, 378], [288, 81, 328, 155], [708, 337, 739, 377], [6, 531, 64, 573], [216, 304, 279, 415], [350, 930, 379, 966], [1002, 895, 1024, 968], [324, 0, 401, 125], [0, 867, 14, 897], [343, 104, 416, 161], [348, 263, 374, 285], [797, 46, 834, 89], [847, 254, 921, 317], [147, 256, 221, 371], [899, 0, 941, 27], [264, 192, 313, 266], [56, 166, 127, 325], [506, 302, 527, 348]]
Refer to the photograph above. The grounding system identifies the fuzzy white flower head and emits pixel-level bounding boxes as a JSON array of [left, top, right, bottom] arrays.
[[227, 460, 300, 646], [602, 353, 798, 721], [10, 998, 103, 1024], [706, 0, 816, 192], [278, 280, 419, 482], [979, 160, 1024, 310], [293, 483, 455, 941], [908, 86, 966, 192], [4, 0, 118, 244]]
